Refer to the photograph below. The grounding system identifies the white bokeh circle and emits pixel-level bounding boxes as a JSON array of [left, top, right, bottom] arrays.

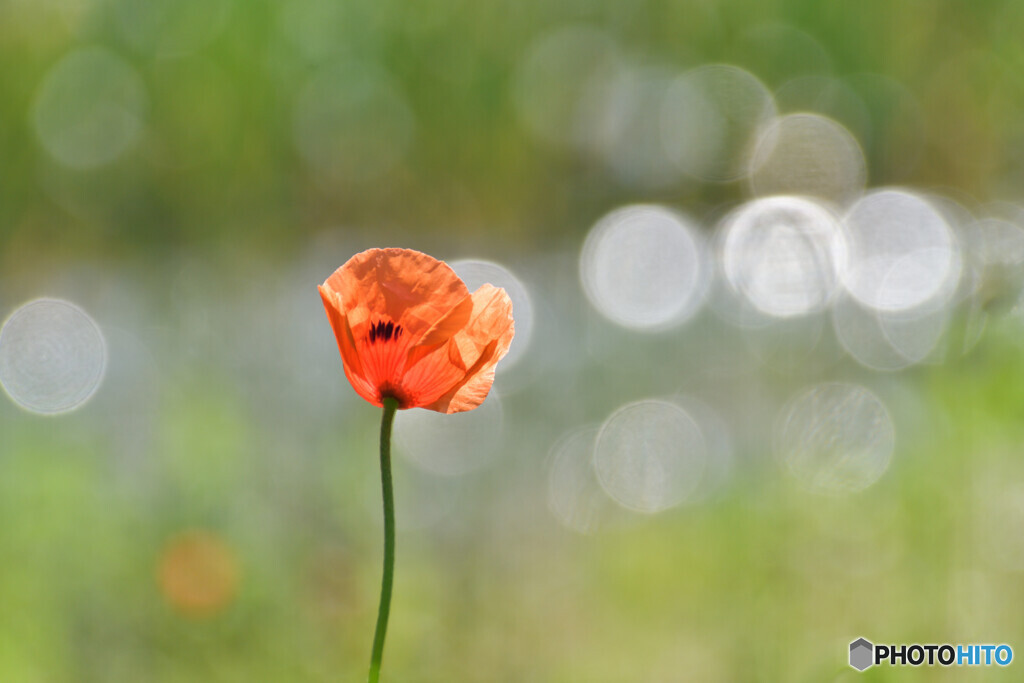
[[775, 383, 894, 494], [720, 195, 847, 318], [594, 399, 707, 513], [842, 189, 962, 313], [0, 299, 107, 414], [580, 204, 707, 330], [748, 113, 866, 205]]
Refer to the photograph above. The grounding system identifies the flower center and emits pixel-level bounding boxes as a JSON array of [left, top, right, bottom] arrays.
[[362, 318, 412, 407]]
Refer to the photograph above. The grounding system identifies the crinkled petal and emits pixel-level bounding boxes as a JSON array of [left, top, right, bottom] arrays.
[[448, 284, 515, 371], [322, 248, 470, 344], [426, 340, 502, 413], [422, 284, 515, 413], [396, 340, 470, 409], [319, 285, 379, 405]]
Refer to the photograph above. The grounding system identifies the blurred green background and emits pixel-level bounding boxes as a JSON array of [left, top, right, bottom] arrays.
[[2, 0, 1024, 680]]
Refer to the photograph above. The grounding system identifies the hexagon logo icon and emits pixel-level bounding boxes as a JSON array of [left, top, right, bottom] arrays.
[[850, 638, 874, 671]]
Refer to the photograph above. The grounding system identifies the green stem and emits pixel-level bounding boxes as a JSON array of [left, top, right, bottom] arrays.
[[368, 397, 399, 683]]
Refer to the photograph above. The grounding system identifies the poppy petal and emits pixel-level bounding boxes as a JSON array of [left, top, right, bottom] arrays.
[[423, 284, 515, 413], [416, 293, 474, 347], [401, 293, 474, 373], [323, 249, 469, 342], [448, 284, 515, 371], [319, 285, 380, 405], [426, 339, 502, 414]]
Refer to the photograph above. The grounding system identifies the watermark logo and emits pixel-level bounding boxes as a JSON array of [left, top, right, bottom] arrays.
[[849, 638, 1013, 671], [849, 638, 873, 671]]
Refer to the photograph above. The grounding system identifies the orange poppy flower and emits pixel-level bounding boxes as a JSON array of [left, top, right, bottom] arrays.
[[319, 248, 515, 414]]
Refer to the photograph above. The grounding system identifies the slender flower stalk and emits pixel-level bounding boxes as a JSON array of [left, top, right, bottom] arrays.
[[368, 397, 399, 683]]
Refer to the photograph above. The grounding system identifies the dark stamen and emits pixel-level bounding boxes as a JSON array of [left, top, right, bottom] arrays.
[[367, 319, 403, 344]]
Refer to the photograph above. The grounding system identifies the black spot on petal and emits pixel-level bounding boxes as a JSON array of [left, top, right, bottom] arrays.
[[367, 319, 404, 344]]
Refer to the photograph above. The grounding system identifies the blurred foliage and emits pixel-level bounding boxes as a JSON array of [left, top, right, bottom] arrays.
[[1, 0, 1023, 261]]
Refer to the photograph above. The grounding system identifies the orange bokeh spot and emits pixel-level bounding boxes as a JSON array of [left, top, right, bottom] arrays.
[[157, 530, 239, 618]]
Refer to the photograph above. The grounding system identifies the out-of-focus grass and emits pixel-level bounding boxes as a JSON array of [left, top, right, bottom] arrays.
[[1, 323, 1023, 681]]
